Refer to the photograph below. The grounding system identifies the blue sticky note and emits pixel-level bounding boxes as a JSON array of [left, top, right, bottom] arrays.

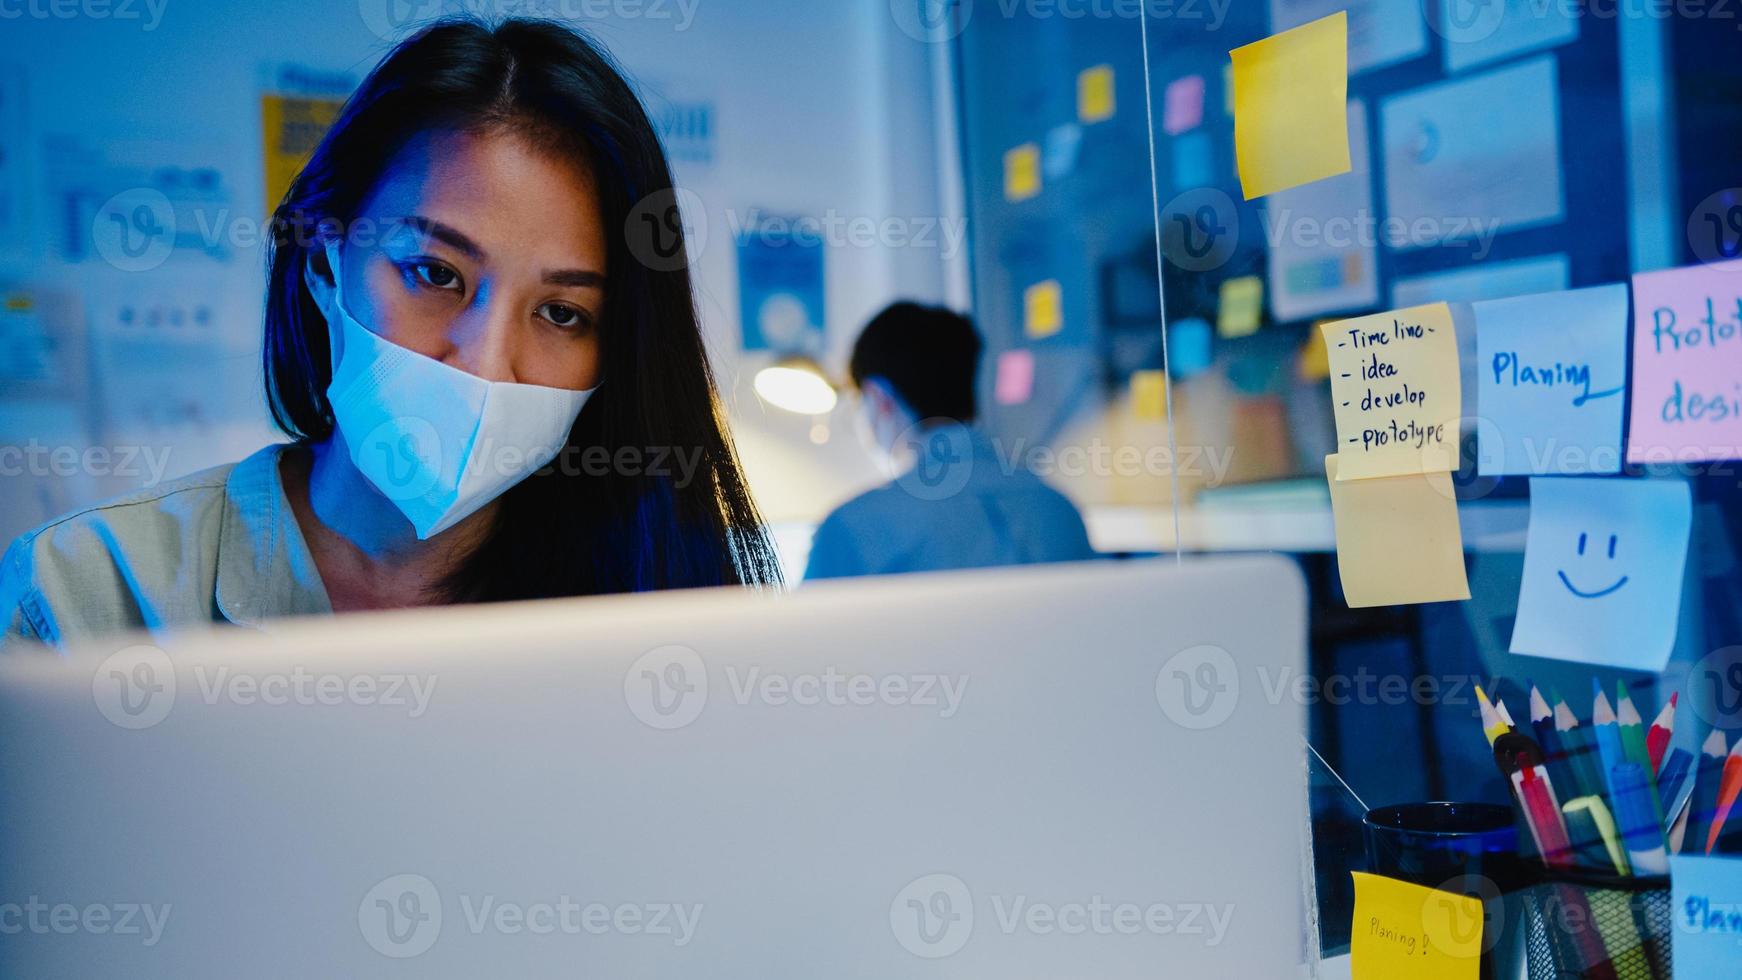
[[1510, 477, 1692, 671], [1043, 123, 1083, 181], [1474, 283, 1628, 476], [1168, 316, 1213, 377], [1671, 854, 1742, 976], [1171, 131, 1213, 190]]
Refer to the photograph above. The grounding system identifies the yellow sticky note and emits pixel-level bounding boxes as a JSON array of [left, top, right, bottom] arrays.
[[1004, 143, 1041, 202], [1078, 64, 1115, 123], [1299, 327, 1331, 381], [1131, 369, 1168, 419], [1024, 280, 1063, 338], [1325, 455, 1470, 608], [1323, 302, 1461, 480], [1349, 872, 1483, 980], [1217, 275, 1263, 338], [1229, 12, 1351, 200]]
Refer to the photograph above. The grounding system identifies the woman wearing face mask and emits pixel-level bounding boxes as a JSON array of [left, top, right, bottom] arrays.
[[0, 18, 780, 649]]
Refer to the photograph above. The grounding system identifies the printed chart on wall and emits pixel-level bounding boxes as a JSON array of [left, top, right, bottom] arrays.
[[260, 63, 352, 214]]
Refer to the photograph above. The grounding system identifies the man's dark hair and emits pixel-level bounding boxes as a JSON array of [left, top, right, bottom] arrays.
[[848, 302, 984, 423]]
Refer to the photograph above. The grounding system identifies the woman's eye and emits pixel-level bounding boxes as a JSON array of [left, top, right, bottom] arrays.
[[539, 302, 592, 331], [410, 261, 461, 291]]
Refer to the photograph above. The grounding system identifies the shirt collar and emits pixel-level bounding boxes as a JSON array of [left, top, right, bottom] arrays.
[[215, 443, 333, 627]]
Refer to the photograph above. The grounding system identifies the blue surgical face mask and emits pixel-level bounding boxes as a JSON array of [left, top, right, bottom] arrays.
[[321, 243, 597, 539]]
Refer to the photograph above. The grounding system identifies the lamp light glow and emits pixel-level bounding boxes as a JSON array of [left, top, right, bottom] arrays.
[[753, 358, 838, 415]]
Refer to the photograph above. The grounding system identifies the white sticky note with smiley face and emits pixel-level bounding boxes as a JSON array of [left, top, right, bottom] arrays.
[[1510, 477, 1693, 670]]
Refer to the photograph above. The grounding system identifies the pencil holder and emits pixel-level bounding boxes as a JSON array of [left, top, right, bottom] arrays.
[[1520, 871, 1670, 980]]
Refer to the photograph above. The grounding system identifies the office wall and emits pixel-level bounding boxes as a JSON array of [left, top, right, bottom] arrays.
[[0, 0, 949, 546]]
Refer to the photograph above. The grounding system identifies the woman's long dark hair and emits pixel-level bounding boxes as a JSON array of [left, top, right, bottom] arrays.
[[263, 16, 782, 599]]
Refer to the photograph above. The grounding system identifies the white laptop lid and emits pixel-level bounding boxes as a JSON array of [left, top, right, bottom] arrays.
[[0, 555, 1309, 978]]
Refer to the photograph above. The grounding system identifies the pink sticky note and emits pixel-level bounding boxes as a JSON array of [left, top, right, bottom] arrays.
[[995, 349, 1035, 405], [1626, 259, 1742, 464], [1163, 75, 1205, 136]]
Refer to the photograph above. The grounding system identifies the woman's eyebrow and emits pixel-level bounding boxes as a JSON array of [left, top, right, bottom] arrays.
[[392, 215, 602, 287], [394, 215, 484, 259], [543, 269, 604, 288]]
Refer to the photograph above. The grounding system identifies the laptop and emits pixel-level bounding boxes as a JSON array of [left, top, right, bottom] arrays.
[[0, 555, 1310, 977]]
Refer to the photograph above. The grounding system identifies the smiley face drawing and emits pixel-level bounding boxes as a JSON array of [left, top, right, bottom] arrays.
[[1557, 531, 1629, 599], [1511, 477, 1692, 670]]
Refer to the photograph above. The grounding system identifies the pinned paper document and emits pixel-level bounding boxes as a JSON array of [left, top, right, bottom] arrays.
[[1024, 280, 1063, 339], [994, 349, 1035, 406], [1325, 455, 1469, 608], [1510, 477, 1692, 671], [1625, 258, 1742, 466], [1077, 64, 1115, 124], [1218, 275, 1263, 338], [1475, 284, 1628, 476], [1131, 369, 1168, 420], [1004, 143, 1041, 202], [1230, 11, 1351, 200], [1349, 872, 1483, 979], [1323, 302, 1461, 481], [1163, 74, 1204, 136]]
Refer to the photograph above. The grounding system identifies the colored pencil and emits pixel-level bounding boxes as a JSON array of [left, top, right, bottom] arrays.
[[1592, 682, 1629, 804], [1530, 685, 1578, 798], [1614, 681, 1662, 824], [1476, 684, 1509, 746], [1614, 682, 1650, 773], [1708, 735, 1742, 854], [1688, 728, 1728, 855], [1670, 794, 1692, 854], [1646, 692, 1677, 773], [1656, 747, 1695, 829], [1611, 761, 1668, 875], [1554, 693, 1606, 812]]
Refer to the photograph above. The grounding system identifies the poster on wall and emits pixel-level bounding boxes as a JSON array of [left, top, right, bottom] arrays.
[[1264, 99, 1378, 322], [1381, 56, 1565, 251], [0, 63, 26, 256], [259, 63, 352, 215], [42, 135, 236, 268], [1437, 0, 1579, 74], [640, 76, 717, 172], [1269, 0, 1426, 75], [736, 213, 824, 355]]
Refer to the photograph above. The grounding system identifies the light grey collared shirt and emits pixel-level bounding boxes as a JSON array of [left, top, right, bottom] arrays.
[[804, 424, 1096, 581], [0, 443, 333, 651]]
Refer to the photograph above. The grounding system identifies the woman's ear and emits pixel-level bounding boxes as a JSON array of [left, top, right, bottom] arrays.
[[303, 243, 345, 374], [303, 244, 337, 318]]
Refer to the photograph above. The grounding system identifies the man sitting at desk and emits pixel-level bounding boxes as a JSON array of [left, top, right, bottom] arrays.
[[804, 302, 1095, 580]]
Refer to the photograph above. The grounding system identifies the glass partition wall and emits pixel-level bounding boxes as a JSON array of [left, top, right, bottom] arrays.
[[951, 2, 1742, 959]]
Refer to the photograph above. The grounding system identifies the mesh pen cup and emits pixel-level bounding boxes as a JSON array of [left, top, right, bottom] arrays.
[[1520, 871, 1670, 980]]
